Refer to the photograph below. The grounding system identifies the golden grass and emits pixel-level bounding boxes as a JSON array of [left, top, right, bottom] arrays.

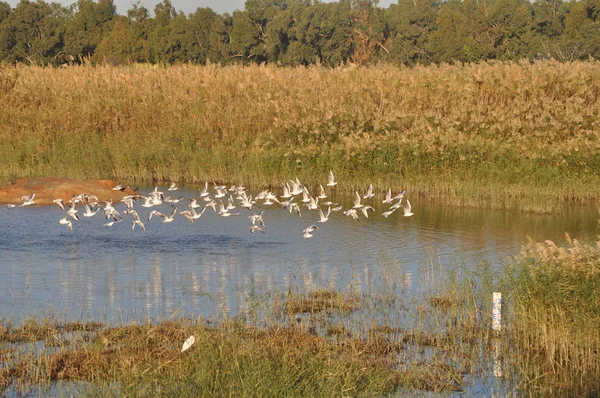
[[0, 60, 599, 210]]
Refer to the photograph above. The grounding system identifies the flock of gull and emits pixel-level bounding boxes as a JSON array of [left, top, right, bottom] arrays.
[[7, 171, 414, 238]]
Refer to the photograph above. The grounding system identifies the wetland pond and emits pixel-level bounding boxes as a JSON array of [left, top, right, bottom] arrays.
[[0, 186, 597, 323]]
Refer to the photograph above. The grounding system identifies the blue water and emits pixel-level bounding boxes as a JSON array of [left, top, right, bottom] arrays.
[[0, 186, 597, 324]]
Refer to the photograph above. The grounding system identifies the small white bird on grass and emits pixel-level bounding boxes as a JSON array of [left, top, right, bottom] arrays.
[[181, 335, 195, 352]]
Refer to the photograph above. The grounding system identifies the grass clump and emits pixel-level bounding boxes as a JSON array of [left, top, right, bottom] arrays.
[[283, 288, 360, 314], [504, 234, 600, 394]]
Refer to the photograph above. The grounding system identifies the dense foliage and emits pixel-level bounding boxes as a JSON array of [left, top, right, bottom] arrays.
[[0, 0, 598, 66]]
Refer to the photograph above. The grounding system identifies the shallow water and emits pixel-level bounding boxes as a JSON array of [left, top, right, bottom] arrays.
[[0, 185, 598, 323]]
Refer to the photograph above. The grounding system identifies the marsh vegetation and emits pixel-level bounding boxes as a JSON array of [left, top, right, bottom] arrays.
[[1, 234, 599, 396], [1, 61, 600, 212]]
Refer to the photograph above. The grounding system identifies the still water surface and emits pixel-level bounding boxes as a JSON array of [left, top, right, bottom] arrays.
[[0, 186, 597, 323]]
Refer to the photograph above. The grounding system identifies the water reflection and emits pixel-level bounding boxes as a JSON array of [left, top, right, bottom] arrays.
[[0, 187, 598, 323]]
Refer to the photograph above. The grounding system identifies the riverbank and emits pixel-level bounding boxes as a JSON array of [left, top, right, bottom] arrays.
[[1, 61, 599, 212]]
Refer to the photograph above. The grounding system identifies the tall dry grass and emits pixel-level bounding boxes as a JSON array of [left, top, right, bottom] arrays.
[[1, 60, 600, 211]]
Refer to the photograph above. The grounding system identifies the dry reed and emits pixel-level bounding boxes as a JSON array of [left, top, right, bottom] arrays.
[[1, 61, 600, 211]]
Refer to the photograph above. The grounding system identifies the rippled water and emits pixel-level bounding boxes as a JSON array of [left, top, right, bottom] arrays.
[[0, 186, 598, 323]]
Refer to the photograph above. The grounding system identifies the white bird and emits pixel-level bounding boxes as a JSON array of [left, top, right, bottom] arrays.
[[249, 225, 266, 234], [317, 185, 327, 199], [394, 189, 406, 201], [103, 219, 122, 227], [327, 170, 337, 187], [401, 199, 414, 217], [67, 205, 79, 222], [307, 196, 319, 211], [112, 183, 126, 191], [199, 182, 210, 197], [189, 198, 202, 209], [181, 335, 195, 352], [344, 208, 360, 220], [83, 204, 100, 218], [53, 198, 66, 210], [317, 206, 330, 223], [363, 184, 374, 199], [382, 209, 396, 218], [248, 211, 265, 227], [359, 205, 374, 218], [382, 189, 392, 204], [148, 207, 177, 223], [168, 182, 178, 191], [352, 192, 363, 209], [281, 183, 292, 199], [303, 225, 319, 238], [59, 217, 73, 231], [180, 207, 205, 223], [21, 193, 35, 206], [132, 219, 146, 231]]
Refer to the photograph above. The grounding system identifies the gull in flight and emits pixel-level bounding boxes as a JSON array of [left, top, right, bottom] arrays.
[[383, 189, 394, 204], [67, 204, 80, 222], [317, 206, 330, 223], [21, 193, 36, 206], [199, 182, 210, 197], [53, 198, 66, 210], [59, 217, 73, 231], [327, 170, 337, 187], [401, 199, 414, 217], [103, 219, 123, 227], [317, 185, 327, 199], [128, 209, 146, 231], [303, 225, 319, 238], [248, 211, 265, 227], [281, 183, 292, 199], [189, 198, 202, 209], [359, 205, 375, 218], [249, 225, 266, 234], [83, 204, 100, 218], [363, 184, 374, 199], [344, 208, 360, 220], [180, 207, 205, 223], [149, 207, 177, 223], [352, 192, 363, 209]]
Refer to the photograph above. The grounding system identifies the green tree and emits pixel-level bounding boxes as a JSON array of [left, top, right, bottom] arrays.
[[560, 0, 600, 59], [0, 1, 11, 24], [0, 0, 67, 64], [63, 0, 116, 60], [185, 7, 220, 63], [387, 0, 439, 65]]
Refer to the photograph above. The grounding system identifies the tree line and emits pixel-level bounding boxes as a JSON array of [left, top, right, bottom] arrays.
[[0, 0, 598, 66]]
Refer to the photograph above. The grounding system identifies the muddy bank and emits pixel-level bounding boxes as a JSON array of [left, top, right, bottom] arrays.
[[0, 177, 137, 205]]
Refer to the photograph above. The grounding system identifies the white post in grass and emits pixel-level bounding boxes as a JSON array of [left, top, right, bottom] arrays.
[[492, 292, 502, 331], [492, 292, 503, 377]]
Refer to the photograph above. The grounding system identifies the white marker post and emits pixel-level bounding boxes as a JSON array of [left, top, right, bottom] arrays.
[[492, 292, 502, 331], [492, 292, 503, 377]]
